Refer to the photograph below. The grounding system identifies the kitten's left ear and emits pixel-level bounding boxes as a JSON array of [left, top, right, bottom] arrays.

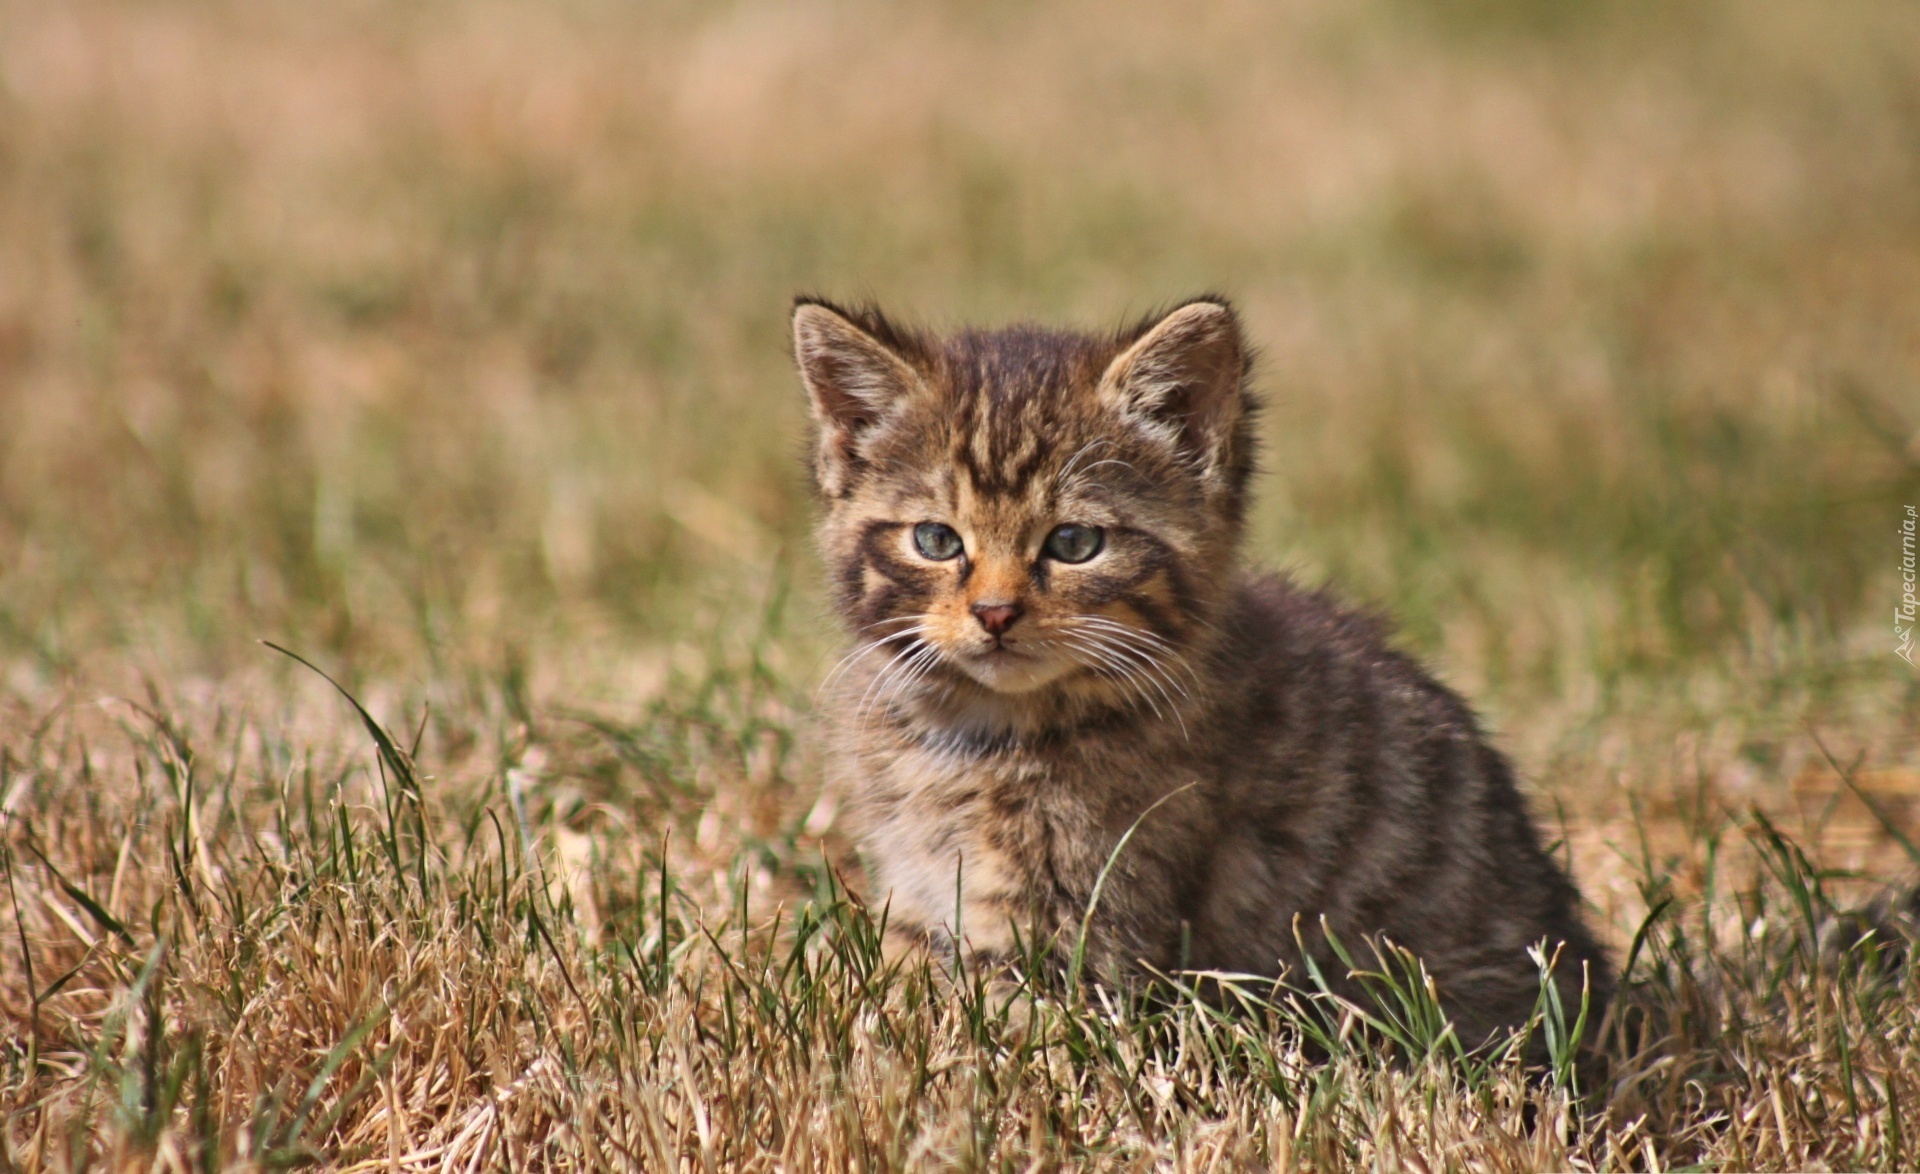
[[1099, 298, 1249, 470]]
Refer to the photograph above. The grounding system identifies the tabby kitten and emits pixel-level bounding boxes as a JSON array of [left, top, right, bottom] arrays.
[[794, 295, 1611, 1045]]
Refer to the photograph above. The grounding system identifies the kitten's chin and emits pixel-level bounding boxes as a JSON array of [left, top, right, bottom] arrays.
[[953, 649, 1075, 695]]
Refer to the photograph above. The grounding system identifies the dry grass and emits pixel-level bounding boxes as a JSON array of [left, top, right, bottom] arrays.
[[2, 0, 1919, 1168]]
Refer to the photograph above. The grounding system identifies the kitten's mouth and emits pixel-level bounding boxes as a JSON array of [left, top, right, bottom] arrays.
[[955, 641, 1076, 694], [969, 644, 1025, 668]]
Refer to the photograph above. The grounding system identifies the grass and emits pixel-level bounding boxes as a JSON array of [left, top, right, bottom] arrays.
[[2, 0, 1919, 1167]]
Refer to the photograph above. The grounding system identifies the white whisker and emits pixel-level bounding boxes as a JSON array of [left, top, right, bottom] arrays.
[[854, 635, 932, 725], [1062, 629, 1180, 725], [1057, 632, 1165, 722], [1062, 619, 1196, 694], [1081, 457, 1144, 479], [1062, 616, 1203, 695], [861, 642, 944, 731], [1053, 438, 1114, 491], [1072, 629, 1185, 714], [819, 618, 924, 695], [890, 644, 947, 703], [1056, 624, 1191, 739]]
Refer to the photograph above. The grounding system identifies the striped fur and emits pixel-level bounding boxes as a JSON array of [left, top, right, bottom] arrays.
[[794, 296, 1611, 1045]]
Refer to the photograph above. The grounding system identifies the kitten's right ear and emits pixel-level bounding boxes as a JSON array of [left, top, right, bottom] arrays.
[[791, 299, 923, 489]]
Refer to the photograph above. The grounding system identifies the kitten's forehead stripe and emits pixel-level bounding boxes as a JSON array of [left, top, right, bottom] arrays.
[[938, 326, 1104, 499]]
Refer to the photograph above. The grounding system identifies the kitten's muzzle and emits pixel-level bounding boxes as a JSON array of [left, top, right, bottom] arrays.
[[971, 602, 1023, 637]]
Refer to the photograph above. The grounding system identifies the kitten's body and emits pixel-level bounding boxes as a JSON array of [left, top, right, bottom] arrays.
[[796, 297, 1610, 1043]]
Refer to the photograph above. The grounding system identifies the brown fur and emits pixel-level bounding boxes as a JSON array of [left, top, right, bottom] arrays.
[[793, 295, 1612, 1046]]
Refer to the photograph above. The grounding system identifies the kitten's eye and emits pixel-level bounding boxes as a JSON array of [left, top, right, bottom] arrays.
[[1043, 524, 1105, 564], [912, 522, 965, 561]]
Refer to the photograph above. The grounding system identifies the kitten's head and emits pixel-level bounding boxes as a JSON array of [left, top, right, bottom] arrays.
[[794, 296, 1256, 721]]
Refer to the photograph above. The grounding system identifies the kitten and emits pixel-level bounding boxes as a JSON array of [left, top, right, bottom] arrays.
[[793, 295, 1612, 1046]]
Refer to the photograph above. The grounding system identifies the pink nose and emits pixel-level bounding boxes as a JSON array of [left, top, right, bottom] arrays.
[[971, 602, 1022, 636]]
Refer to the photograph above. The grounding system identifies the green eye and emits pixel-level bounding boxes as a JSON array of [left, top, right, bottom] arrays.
[[1043, 524, 1104, 564], [913, 522, 964, 561]]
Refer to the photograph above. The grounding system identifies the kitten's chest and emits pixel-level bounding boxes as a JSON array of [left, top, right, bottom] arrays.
[[849, 740, 1088, 954]]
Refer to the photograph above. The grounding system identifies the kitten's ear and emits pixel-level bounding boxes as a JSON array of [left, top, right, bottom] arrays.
[[1099, 299, 1248, 468], [792, 299, 923, 489]]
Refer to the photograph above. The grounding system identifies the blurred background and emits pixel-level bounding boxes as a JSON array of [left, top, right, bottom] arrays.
[[2, 0, 1917, 815]]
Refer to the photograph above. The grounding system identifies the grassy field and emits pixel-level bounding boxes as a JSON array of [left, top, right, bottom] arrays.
[[3, 0, 1920, 1167]]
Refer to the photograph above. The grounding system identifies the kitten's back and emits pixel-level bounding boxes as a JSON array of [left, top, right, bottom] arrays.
[[1196, 574, 1611, 1040]]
